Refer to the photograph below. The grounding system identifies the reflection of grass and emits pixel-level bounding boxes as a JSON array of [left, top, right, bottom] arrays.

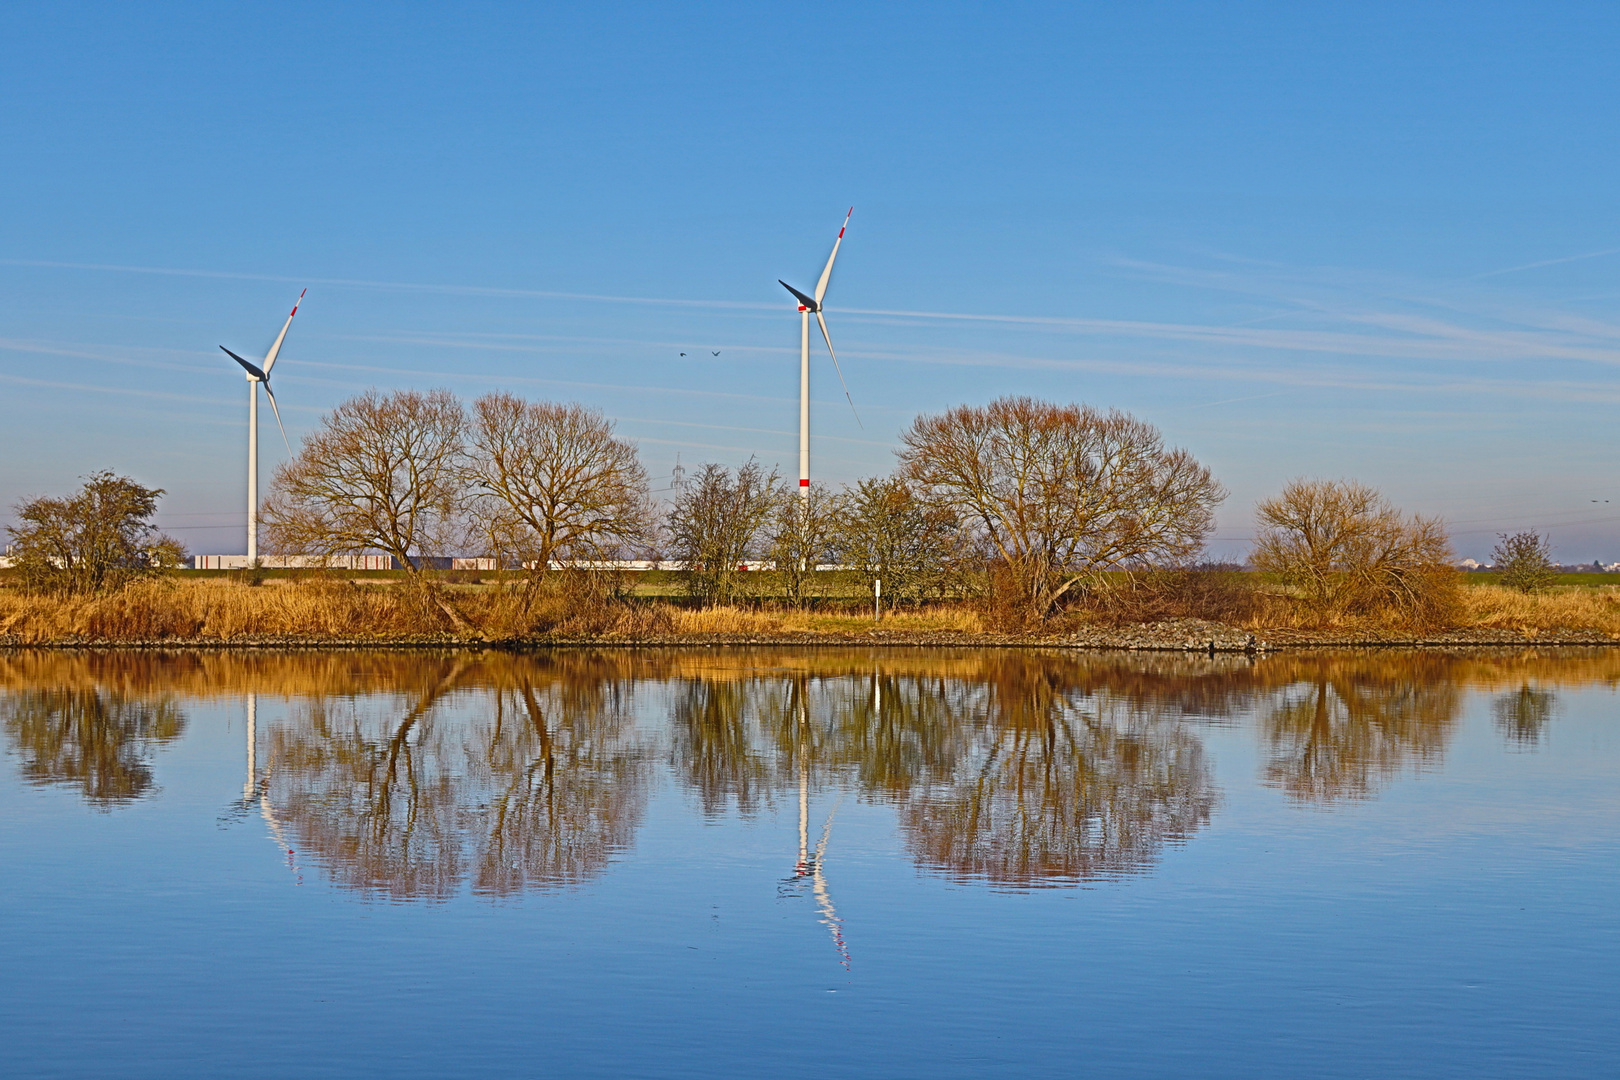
[[9, 644, 1620, 707], [672, 605, 983, 636]]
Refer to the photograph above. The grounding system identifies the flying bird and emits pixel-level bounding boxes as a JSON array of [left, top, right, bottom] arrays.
[[711, 350, 721, 356], [679, 352, 686, 357]]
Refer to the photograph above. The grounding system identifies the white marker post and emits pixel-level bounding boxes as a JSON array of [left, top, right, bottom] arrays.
[[874, 577, 882, 622]]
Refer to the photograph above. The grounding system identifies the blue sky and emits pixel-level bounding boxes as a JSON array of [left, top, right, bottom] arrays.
[[5, 2, 1620, 560]]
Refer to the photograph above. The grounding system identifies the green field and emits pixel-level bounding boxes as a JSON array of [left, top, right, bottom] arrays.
[[1460, 572, 1620, 588]]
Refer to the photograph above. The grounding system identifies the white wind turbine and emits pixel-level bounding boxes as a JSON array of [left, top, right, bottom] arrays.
[[779, 208, 860, 505], [220, 289, 304, 565]]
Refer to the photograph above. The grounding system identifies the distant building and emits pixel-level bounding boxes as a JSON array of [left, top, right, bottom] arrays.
[[192, 554, 396, 570]]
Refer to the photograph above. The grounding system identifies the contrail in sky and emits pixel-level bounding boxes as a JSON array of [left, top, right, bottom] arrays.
[[0, 258, 774, 311], [14, 255, 1620, 372], [1471, 247, 1620, 280]]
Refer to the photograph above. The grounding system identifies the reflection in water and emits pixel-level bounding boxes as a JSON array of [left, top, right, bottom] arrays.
[[1493, 686, 1558, 749], [897, 656, 1216, 886], [1259, 656, 1461, 804], [261, 655, 653, 900], [3, 647, 1613, 895], [0, 686, 184, 805], [671, 679, 775, 817], [666, 660, 1215, 888]]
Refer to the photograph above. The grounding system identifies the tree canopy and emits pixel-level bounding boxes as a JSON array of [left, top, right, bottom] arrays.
[[7, 471, 185, 594], [898, 397, 1224, 617]]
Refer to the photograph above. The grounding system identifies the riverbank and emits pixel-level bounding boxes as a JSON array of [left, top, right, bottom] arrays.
[[3, 576, 1620, 650]]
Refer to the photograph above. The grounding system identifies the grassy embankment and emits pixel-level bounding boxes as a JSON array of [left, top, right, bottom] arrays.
[[4, 569, 1620, 644]]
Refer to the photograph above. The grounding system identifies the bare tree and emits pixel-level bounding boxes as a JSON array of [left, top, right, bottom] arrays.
[[1491, 530, 1555, 593], [898, 397, 1223, 618], [1252, 478, 1456, 627], [831, 476, 963, 610], [464, 393, 653, 572], [263, 389, 467, 605], [666, 460, 778, 604], [7, 471, 186, 594], [766, 483, 837, 608]]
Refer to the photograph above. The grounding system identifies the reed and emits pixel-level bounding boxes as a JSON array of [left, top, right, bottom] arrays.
[[0, 577, 427, 642], [1, 576, 1616, 644], [1456, 583, 1620, 637], [0, 576, 981, 643]]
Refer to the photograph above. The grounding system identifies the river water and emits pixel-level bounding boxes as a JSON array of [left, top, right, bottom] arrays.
[[1, 648, 1615, 1078]]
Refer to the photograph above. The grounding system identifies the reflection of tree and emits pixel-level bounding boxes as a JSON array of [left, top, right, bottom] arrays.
[[1493, 685, 1557, 749], [821, 676, 972, 801], [663, 656, 1218, 888], [1260, 661, 1459, 802], [16, 645, 1613, 897], [267, 666, 467, 898], [1, 688, 184, 805], [897, 656, 1216, 886], [263, 656, 651, 900], [670, 679, 776, 816], [467, 682, 649, 895]]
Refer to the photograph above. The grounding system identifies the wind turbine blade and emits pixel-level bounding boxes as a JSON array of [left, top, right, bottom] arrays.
[[262, 288, 306, 374], [815, 311, 862, 429], [779, 279, 817, 310], [262, 382, 292, 455], [813, 207, 852, 305], [220, 345, 267, 381]]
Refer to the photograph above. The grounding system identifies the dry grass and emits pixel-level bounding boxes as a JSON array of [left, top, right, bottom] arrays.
[[0, 577, 432, 642], [0, 576, 979, 643], [1216, 583, 1620, 638], [1456, 583, 1620, 637], [2, 574, 1617, 644]]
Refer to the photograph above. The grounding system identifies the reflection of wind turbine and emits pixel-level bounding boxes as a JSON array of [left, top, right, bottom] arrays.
[[782, 680, 850, 969], [220, 289, 304, 565], [779, 209, 859, 506], [243, 692, 302, 885], [810, 800, 850, 970]]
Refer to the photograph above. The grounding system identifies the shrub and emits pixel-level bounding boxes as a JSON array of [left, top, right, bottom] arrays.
[[1252, 479, 1458, 629], [7, 472, 185, 595], [1491, 531, 1556, 593]]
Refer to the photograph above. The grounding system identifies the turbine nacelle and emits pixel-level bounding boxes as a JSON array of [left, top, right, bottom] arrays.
[[220, 346, 268, 383], [779, 280, 820, 312]]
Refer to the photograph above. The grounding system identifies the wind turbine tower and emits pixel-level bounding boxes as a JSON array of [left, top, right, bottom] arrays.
[[220, 291, 302, 564], [779, 209, 859, 504]]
